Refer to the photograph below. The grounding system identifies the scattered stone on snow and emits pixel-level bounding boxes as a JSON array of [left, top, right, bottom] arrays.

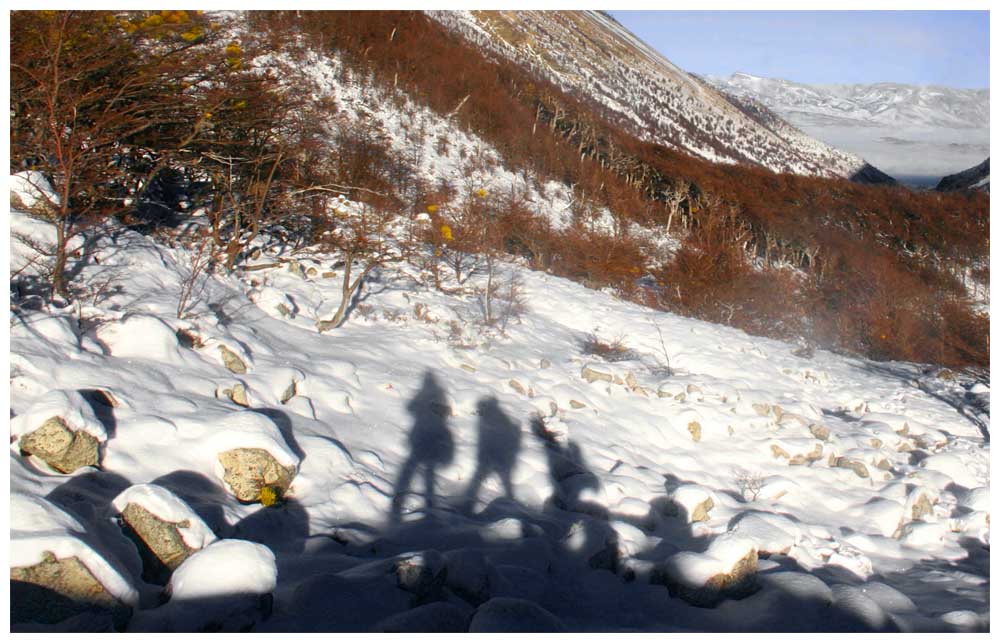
[[18, 417, 101, 474], [218, 345, 248, 374], [217, 448, 296, 503], [652, 535, 758, 608]]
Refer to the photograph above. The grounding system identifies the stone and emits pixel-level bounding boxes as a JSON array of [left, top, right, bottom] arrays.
[[788, 443, 824, 465], [394, 551, 447, 605], [18, 417, 100, 474], [372, 602, 472, 633], [306, 267, 318, 277], [280, 380, 297, 404], [460, 364, 476, 373], [217, 448, 295, 503], [119, 503, 195, 585], [569, 400, 587, 409], [752, 403, 771, 417], [539, 358, 551, 369], [275, 303, 292, 318], [581, 366, 614, 384], [809, 423, 831, 441], [687, 421, 702, 442], [909, 492, 934, 521], [11, 552, 130, 629], [224, 383, 250, 408], [218, 346, 247, 374], [508, 379, 527, 396], [652, 542, 758, 608], [469, 597, 565, 633], [287, 261, 306, 279], [322, 271, 336, 279], [833, 457, 870, 479]]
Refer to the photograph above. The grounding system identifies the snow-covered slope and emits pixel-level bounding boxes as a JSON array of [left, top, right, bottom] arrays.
[[429, 11, 885, 182], [707, 72, 990, 180], [9, 197, 990, 631], [936, 158, 990, 193]]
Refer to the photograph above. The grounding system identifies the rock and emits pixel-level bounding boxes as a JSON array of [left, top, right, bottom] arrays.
[[460, 364, 476, 373], [808, 424, 830, 441], [833, 457, 869, 479], [539, 358, 551, 369], [624, 371, 647, 395], [280, 380, 297, 404], [394, 551, 447, 605], [306, 267, 318, 277], [907, 491, 934, 521], [11, 552, 130, 629], [469, 597, 565, 633], [119, 503, 195, 584], [372, 601, 472, 633], [275, 303, 292, 318], [322, 271, 336, 279], [752, 403, 772, 417], [218, 346, 247, 374], [18, 417, 100, 474], [508, 379, 527, 396], [687, 421, 702, 442], [443, 549, 492, 606], [581, 365, 614, 384], [217, 448, 295, 503], [652, 535, 758, 608], [287, 261, 306, 279], [223, 383, 250, 408], [569, 400, 587, 409], [669, 485, 715, 523]]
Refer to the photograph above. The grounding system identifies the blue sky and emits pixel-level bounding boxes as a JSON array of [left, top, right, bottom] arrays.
[[608, 11, 989, 88]]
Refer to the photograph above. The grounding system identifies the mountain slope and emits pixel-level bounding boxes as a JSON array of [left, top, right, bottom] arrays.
[[707, 73, 990, 179], [936, 158, 990, 192], [429, 11, 888, 182], [9, 202, 990, 632]]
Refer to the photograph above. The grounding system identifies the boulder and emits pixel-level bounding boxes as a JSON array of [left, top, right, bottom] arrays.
[[669, 485, 715, 523], [19, 417, 100, 474], [394, 551, 447, 605], [652, 535, 758, 608], [581, 365, 614, 384], [218, 346, 248, 374], [217, 448, 295, 503], [11, 552, 130, 629], [372, 602, 472, 633], [469, 597, 565, 633], [119, 504, 195, 584]]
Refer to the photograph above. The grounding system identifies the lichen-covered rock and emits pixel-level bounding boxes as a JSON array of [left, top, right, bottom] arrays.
[[218, 345, 248, 374], [508, 379, 527, 396], [19, 417, 100, 474], [119, 504, 195, 584], [220, 383, 250, 408], [581, 365, 614, 384], [833, 456, 870, 479], [669, 485, 715, 523], [687, 421, 702, 442], [11, 552, 130, 629], [569, 400, 587, 409], [809, 423, 831, 441], [652, 536, 758, 608], [217, 448, 295, 503]]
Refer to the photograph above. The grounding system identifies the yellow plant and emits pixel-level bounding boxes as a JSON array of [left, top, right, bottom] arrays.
[[440, 224, 453, 242], [426, 204, 438, 214], [476, 188, 487, 198], [259, 485, 279, 507]]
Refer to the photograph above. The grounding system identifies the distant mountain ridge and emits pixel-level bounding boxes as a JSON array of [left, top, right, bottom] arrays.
[[705, 72, 989, 179], [936, 158, 990, 192], [429, 11, 891, 183]]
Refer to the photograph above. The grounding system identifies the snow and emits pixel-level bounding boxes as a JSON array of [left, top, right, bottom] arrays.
[[111, 484, 218, 550], [665, 534, 756, 587], [10, 170, 59, 210], [10, 389, 109, 443], [167, 539, 277, 600]]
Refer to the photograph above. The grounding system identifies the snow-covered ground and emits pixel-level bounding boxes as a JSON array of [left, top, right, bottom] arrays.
[[9, 186, 990, 631]]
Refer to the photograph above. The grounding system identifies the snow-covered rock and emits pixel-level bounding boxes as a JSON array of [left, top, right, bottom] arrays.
[[653, 534, 758, 607]]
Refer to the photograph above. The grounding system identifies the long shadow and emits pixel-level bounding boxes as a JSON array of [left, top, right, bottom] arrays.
[[249, 407, 305, 462], [461, 397, 522, 513], [390, 371, 456, 524]]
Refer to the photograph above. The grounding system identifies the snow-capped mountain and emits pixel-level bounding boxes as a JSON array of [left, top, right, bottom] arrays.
[[936, 158, 989, 192], [706, 72, 989, 180], [429, 11, 889, 182]]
